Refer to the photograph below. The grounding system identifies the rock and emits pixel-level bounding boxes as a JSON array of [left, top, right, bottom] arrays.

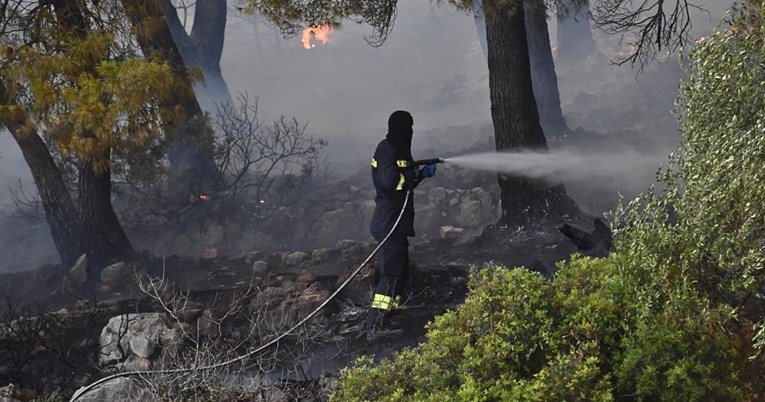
[[335, 239, 357, 249], [252, 260, 269, 274], [455, 199, 483, 227], [73, 377, 153, 402], [67, 254, 88, 285], [283, 251, 309, 267], [440, 225, 465, 239], [558, 218, 613, 256], [311, 248, 337, 263], [99, 313, 175, 368], [454, 189, 495, 228], [428, 187, 447, 205], [100, 261, 128, 285], [0, 384, 21, 402], [201, 248, 218, 260]]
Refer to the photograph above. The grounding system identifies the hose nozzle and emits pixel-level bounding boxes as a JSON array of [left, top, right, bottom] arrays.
[[411, 157, 445, 167]]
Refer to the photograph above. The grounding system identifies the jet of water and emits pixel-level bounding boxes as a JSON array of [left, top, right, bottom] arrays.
[[444, 150, 666, 182]]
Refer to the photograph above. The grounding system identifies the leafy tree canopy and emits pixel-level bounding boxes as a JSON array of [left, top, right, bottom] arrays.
[[0, 1, 194, 172]]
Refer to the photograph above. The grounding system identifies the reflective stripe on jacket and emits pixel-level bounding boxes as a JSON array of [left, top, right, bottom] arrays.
[[369, 139, 419, 239]]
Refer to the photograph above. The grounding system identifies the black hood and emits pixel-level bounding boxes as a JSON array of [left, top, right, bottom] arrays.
[[386, 110, 413, 159]]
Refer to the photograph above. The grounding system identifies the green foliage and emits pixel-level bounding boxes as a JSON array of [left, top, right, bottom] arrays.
[[613, 1, 765, 307], [0, 2, 192, 172], [335, 259, 747, 401], [335, 3, 765, 400]]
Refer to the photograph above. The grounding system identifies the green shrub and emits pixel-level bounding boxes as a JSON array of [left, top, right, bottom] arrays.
[[334, 258, 747, 401]]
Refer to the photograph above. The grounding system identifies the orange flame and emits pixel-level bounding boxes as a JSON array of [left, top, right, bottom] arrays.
[[302, 25, 333, 49]]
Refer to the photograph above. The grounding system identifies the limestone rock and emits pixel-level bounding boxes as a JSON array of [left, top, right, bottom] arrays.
[[311, 248, 337, 263], [428, 186, 447, 205], [252, 260, 269, 274], [335, 239, 357, 249], [283, 251, 309, 267], [440, 225, 465, 239], [100, 262, 128, 285], [67, 254, 88, 285], [99, 313, 175, 368], [0, 384, 21, 402]]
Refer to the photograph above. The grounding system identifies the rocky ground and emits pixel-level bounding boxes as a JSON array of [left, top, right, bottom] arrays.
[[0, 207, 611, 401]]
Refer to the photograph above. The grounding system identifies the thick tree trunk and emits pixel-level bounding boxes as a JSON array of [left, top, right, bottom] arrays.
[[556, 0, 595, 63], [50, 0, 135, 269], [77, 155, 134, 268], [121, 0, 218, 195], [484, 0, 577, 226], [474, 0, 569, 140], [160, 0, 233, 111], [524, 0, 568, 139], [1, 116, 87, 267]]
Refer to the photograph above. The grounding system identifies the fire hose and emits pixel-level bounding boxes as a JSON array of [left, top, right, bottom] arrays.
[[70, 158, 445, 401], [70, 189, 419, 401]]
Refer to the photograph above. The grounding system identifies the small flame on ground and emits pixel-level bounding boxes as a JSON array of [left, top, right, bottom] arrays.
[[302, 25, 333, 49], [199, 194, 210, 201]]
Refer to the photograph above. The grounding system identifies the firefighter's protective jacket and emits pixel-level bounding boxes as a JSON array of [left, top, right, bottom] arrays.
[[369, 111, 420, 240]]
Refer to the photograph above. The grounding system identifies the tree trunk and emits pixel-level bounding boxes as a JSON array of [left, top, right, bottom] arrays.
[[121, 0, 218, 195], [160, 0, 233, 111], [50, 0, 135, 269], [77, 154, 135, 268], [484, 0, 577, 226], [475, 0, 569, 140], [556, 0, 595, 63], [1, 109, 87, 267], [524, 0, 568, 140]]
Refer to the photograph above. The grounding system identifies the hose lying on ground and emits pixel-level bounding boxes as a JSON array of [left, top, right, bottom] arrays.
[[69, 190, 411, 401]]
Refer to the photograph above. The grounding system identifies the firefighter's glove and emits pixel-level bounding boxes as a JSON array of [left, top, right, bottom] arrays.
[[420, 163, 437, 178]]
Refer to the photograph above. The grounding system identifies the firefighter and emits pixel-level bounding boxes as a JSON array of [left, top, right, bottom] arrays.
[[366, 110, 437, 337]]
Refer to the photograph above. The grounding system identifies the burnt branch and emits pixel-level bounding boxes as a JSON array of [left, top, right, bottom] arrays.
[[212, 92, 327, 222], [0, 292, 109, 395], [0, 179, 44, 222], [592, 0, 709, 71]]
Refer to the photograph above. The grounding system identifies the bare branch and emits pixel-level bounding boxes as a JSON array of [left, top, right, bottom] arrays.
[[592, 0, 709, 71]]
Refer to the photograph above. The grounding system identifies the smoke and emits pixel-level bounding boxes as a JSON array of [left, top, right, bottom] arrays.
[[0, 2, 736, 272], [446, 149, 665, 184]]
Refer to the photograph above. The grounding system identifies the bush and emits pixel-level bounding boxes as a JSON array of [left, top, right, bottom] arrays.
[[334, 3, 765, 400], [334, 258, 747, 401]]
